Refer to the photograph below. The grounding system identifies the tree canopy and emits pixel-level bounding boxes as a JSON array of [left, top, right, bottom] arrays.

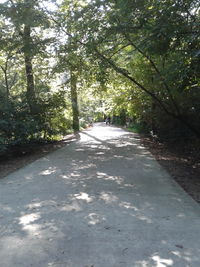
[[0, 0, 199, 153]]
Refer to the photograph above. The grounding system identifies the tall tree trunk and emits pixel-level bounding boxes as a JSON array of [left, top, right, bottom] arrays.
[[0, 66, 9, 105], [70, 70, 79, 132], [4, 70, 9, 103], [151, 101, 156, 135], [23, 25, 37, 114]]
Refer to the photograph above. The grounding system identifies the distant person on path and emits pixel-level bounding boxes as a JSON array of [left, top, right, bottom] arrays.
[[106, 116, 111, 125]]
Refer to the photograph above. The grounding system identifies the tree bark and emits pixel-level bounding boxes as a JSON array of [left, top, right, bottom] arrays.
[[0, 66, 9, 105], [70, 70, 79, 132], [23, 25, 37, 114]]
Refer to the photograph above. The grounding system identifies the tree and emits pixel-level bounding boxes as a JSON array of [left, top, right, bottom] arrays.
[[0, 0, 72, 152], [66, 0, 200, 138], [0, 0, 52, 114]]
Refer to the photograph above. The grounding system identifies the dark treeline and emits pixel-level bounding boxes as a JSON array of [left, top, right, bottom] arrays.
[[0, 0, 199, 154]]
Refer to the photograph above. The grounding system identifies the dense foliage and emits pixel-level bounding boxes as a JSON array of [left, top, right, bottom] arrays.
[[0, 0, 199, 153]]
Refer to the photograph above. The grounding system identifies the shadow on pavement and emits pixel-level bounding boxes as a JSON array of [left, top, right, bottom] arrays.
[[1, 124, 200, 266]]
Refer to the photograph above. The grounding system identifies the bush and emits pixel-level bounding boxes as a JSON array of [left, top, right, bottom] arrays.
[[0, 91, 71, 154]]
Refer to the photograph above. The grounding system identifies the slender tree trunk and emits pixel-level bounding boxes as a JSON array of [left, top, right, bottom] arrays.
[[0, 66, 9, 105], [70, 70, 79, 132], [23, 25, 37, 114], [24, 53, 36, 112], [151, 102, 156, 135], [4, 71, 9, 102]]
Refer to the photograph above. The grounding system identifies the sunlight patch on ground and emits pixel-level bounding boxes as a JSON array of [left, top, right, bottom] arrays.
[[22, 223, 41, 235], [176, 213, 186, 217], [80, 133, 101, 143], [113, 155, 123, 158], [0, 204, 13, 212], [86, 213, 106, 225], [60, 201, 82, 212], [124, 183, 135, 188], [171, 250, 193, 262], [26, 200, 58, 211], [61, 175, 69, 179], [19, 213, 40, 226], [90, 145, 99, 148], [74, 192, 94, 203], [136, 215, 153, 224], [171, 251, 182, 257], [26, 202, 42, 210], [75, 163, 96, 170], [96, 172, 124, 184], [152, 255, 173, 267], [135, 260, 149, 267], [115, 141, 135, 147], [80, 124, 130, 144], [25, 175, 34, 180], [70, 172, 81, 177], [119, 201, 138, 210], [98, 145, 111, 150], [1, 236, 24, 251], [137, 145, 145, 150], [40, 167, 57, 176], [96, 152, 105, 155], [19, 212, 41, 235], [99, 192, 118, 204]]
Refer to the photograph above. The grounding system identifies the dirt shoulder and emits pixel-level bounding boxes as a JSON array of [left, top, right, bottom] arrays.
[[0, 133, 78, 179], [140, 135, 200, 203]]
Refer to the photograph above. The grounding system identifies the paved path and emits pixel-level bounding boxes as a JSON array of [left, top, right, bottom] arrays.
[[1, 123, 200, 267]]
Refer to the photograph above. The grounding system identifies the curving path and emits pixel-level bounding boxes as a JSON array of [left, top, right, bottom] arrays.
[[0, 123, 200, 267]]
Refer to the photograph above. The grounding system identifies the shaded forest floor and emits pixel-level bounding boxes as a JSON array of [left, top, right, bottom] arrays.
[[140, 135, 200, 203], [0, 133, 77, 179], [0, 129, 200, 204]]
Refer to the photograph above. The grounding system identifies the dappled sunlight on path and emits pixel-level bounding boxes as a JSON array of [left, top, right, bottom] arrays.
[[1, 123, 200, 266]]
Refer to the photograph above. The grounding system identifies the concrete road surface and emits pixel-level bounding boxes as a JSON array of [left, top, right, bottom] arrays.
[[0, 123, 200, 267]]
